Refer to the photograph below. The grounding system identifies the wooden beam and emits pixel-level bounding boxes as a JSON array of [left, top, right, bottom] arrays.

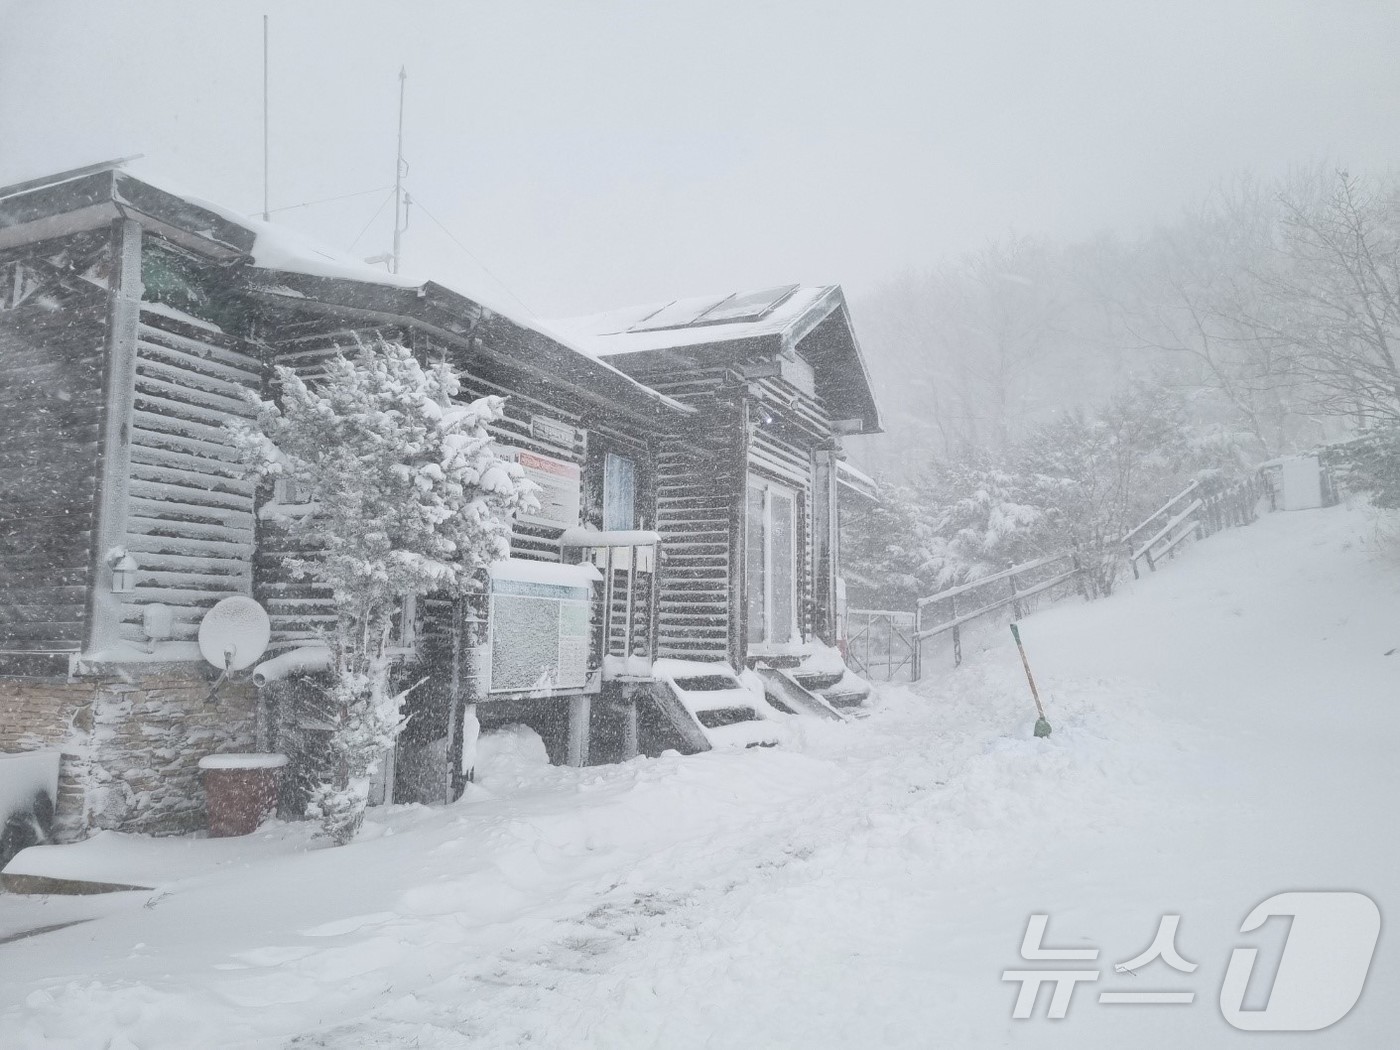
[[84, 218, 143, 655], [734, 359, 782, 380], [813, 448, 839, 644], [727, 397, 750, 670]]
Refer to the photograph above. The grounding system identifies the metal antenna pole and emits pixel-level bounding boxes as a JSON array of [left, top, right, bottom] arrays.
[[391, 66, 407, 274], [262, 15, 270, 222]]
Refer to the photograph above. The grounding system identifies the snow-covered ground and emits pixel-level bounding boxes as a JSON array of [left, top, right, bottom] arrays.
[[2, 502, 1397, 1048]]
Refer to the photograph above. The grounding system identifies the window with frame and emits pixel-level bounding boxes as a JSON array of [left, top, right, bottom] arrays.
[[603, 453, 637, 531]]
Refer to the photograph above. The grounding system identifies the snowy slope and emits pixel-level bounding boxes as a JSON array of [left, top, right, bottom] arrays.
[[1, 503, 1397, 1048]]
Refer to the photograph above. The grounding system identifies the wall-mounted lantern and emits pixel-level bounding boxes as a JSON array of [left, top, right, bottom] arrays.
[[111, 552, 138, 593]]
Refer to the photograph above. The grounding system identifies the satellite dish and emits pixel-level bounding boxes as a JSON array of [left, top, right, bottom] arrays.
[[198, 596, 271, 671]]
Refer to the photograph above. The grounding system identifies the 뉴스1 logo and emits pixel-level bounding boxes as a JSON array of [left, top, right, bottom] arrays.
[[1003, 891, 1381, 1031]]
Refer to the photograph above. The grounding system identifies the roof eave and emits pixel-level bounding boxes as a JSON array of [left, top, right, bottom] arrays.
[[786, 290, 883, 436], [595, 333, 783, 376], [0, 169, 253, 260], [246, 270, 692, 429], [597, 287, 885, 436]]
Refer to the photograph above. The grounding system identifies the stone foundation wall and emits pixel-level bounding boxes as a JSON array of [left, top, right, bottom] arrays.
[[0, 665, 258, 840]]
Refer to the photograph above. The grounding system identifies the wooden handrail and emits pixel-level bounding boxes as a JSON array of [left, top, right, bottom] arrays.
[[916, 552, 1073, 607], [915, 568, 1079, 641], [1131, 499, 1203, 562], [907, 472, 1268, 679], [1122, 480, 1200, 547]]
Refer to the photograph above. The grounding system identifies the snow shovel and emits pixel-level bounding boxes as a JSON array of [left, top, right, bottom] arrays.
[[1009, 623, 1051, 737]]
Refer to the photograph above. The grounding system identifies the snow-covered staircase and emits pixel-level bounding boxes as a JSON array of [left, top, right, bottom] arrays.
[[629, 650, 873, 757], [752, 666, 847, 721], [759, 644, 873, 711], [639, 661, 783, 756], [797, 668, 872, 710]]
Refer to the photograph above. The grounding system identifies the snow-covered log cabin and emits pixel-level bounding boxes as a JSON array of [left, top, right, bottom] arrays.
[[554, 289, 883, 719], [0, 162, 882, 844]]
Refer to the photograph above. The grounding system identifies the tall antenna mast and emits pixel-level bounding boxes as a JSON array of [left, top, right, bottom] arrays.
[[262, 15, 270, 222], [391, 66, 407, 274]]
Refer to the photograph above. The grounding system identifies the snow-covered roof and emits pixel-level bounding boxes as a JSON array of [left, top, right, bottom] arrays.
[[0, 160, 691, 424], [552, 283, 884, 435], [555, 285, 838, 358]]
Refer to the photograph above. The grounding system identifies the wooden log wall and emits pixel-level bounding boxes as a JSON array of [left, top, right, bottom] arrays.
[[251, 323, 363, 653], [119, 307, 260, 644], [252, 320, 655, 657], [0, 246, 108, 652], [628, 353, 836, 664], [651, 423, 737, 661]]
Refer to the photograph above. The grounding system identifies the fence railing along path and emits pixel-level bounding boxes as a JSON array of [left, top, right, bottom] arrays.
[[908, 551, 1086, 679], [1124, 475, 1265, 579], [848, 471, 1271, 684]]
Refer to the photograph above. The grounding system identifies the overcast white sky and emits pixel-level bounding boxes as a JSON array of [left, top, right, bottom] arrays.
[[3, 0, 1400, 318]]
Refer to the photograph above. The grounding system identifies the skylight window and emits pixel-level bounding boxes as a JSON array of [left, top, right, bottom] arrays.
[[691, 284, 799, 325], [626, 284, 801, 333]]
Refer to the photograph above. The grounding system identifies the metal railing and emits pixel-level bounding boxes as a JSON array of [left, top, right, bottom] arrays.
[[863, 474, 1270, 685], [911, 552, 1085, 678], [843, 608, 917, 682]]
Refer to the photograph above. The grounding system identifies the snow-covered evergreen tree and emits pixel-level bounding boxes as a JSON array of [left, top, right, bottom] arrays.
[[229, 339, 535, 843], [1329, 426, 1400, 507], [840, 478, 932, 609], [845, 383, 1207, 605], [918, 453, 1045, 587], [1018, 384, 1195, 595]]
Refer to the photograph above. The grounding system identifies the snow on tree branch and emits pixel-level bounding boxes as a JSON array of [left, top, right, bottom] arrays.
[[228, 338, 537, 843]]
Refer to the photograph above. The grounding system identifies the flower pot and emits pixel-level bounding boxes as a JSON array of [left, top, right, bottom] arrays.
[[198, 753, 288, 837]]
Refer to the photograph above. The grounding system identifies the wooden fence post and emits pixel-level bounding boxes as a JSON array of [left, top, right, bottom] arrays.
[[950, 592, 962, 666], [912, 604, 922, 682]]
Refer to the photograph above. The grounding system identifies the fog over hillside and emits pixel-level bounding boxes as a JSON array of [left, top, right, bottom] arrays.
[[852, 166, 1400, 481]]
